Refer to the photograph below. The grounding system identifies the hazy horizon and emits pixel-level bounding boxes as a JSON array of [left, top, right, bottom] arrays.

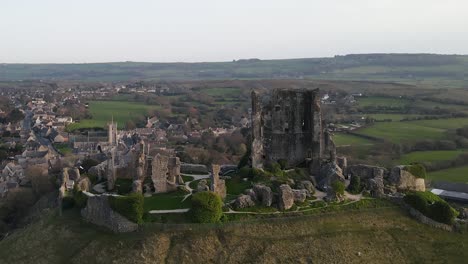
[[2, 52, 468, 65], [2, 0, 468, 63]]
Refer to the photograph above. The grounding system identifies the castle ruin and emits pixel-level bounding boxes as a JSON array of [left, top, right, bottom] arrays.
[[251, 88, 335, 174], [151, 154, 183, 194]]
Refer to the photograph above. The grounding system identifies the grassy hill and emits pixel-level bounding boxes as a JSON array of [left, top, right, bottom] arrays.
[[2, 54, 468, 86], [0, 208, 466, 263]]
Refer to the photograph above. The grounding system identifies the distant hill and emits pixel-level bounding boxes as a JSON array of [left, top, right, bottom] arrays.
[[1, 54, 468, 87]]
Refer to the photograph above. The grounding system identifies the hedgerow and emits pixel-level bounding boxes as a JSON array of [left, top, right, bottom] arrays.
[[108, 193, 144, 224]]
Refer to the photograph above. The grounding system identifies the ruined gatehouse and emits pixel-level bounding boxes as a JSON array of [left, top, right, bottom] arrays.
[[251, 88, 335, 173]]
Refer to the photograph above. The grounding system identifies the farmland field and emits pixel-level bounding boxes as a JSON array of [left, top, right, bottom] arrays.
[[333, 133, 374, 146], [427, 165, 468, 183], [67, 101, 160, 130], [355, 118, 468, 143], [397, 150, 467, 165], [356, 96, 410, 107], [355, 114, 422, 121], [198, 87, 242, 97]]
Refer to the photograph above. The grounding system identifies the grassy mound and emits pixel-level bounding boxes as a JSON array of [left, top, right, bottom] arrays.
[[404, 191, 458, 224], [0, 207, 467, 263]]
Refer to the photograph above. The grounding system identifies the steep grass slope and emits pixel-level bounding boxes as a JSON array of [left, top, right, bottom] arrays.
[[0, 208, 466, 263]]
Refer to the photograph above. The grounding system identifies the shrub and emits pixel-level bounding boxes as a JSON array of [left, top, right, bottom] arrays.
[[278, 159, 288, 170], [115, 178, 133, 195], [331, 181, 345, 196], [404, 192, 429, 215], [348, 176, 361, 194], [252, 168, 273, 182], [239, 166, 251, 178], [62, 197, 75, 210], [237, 148, 251, 169], [27, 166, 55, 196], [108, 193, 144, 224], [81, 158, 100, 172], [189, 191, 223, 223], [404, 164, 427, 179], [429, 201, 457, 225], [265, 162, 282, 174], [73, 190, 88, 208], [404, 191, 458, 225]]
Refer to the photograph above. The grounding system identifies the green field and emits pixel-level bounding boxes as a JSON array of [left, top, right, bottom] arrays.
[[1, 207, 466, 263], [356, 118, 468, 143], [357, 114, 422, 121], [67, 101, 160, 130], [198, 87, 242, 97], [333, 133, 374, 146], [427, 165, 468, 183], [357, 96, 468, 114], [357, 97, 410, 107], [398, 150, 467, 165]]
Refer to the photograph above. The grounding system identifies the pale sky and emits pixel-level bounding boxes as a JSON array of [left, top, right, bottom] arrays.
[[1, 0, 467, 63]]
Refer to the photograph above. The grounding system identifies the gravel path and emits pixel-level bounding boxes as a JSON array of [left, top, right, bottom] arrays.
[[149, 209, 190, 214]]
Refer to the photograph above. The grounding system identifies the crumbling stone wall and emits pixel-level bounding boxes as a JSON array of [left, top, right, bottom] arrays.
[[151, 154, 177, 193], [209, 164, 226, 199], [81, 193, 138, 233], [389, 166, 425, 192], [106, 147, 116, 190], [168, 157, 183, 185], [251, 88, 334, 173], [347, 164, 388, 180]]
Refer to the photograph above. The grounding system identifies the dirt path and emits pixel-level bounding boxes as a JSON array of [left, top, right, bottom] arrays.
[[181, 173, 211, 201]]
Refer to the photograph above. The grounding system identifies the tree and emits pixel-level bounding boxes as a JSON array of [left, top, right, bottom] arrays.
[[6, 109, 24, 123], [125, 120, 136, 130], [27, 165, 55, 196], [331, 180, 345, 196], [81, 158, 100, 172], [189, 191, 223, 223], [348, 176, 361, 194]]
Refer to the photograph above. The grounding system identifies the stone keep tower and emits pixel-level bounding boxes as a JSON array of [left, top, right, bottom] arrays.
[[251, 88, 333, 173], [108, 120, 118, 145]]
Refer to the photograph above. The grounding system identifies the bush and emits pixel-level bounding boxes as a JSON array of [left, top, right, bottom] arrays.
[[237, 148, 251, 169], [404, 164, 427, 179], [348, 176, 361, 194], [62, 197, 75, 210], [252, 168, 272, 182], [189, 191, 223, 223], [27, 166, 55, 196], [115, 178, 133, 195], [404, 191, 458, 225], [429, 201, 457, 225], [331, 181, 345, 196], [81, 158, 100, 172], [108, 193, 144, 224], [265, 162, 282, 174], [239, 166, 251, 178], [404, 192, 430, 215], [278, 159, 288, 170], [73, 190, 88, 208]]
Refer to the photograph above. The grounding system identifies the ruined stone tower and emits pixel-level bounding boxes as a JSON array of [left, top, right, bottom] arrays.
[[251, 88, 333, 174], [108, 120, 118, 145]]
